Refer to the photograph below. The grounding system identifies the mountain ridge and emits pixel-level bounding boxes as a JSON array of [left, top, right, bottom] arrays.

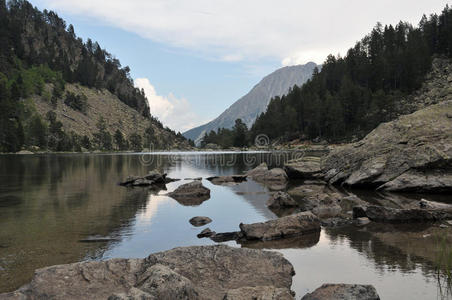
[[183, 62, 318, 143]]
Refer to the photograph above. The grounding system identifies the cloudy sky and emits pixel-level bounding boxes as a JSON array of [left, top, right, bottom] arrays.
[[32, 0, 449, 132]]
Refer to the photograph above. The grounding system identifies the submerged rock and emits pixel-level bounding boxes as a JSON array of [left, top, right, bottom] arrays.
[[301, 283, 380, 300], [239, 211, 320, 241], [322, 100, 452, 193], [189, 216, 212, 227], [266, 192, 298, 209], [168, 181, 211, 206], [119, 171, 177, 187], [1, 245, 295, 300], [206, 175, 247, 185]]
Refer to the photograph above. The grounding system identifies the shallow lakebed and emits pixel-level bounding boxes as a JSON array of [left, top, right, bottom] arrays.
[[0, 152, 451, 299]]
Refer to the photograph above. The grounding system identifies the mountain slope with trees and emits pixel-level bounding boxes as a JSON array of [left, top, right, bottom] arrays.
[[249, 5, 452, 144], [0, 0, 189, 152]]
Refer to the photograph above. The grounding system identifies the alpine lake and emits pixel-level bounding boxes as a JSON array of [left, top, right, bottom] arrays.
[[0, 152, 451, 299]]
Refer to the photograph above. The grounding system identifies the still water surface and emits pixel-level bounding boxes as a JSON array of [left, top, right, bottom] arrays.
[[0, 152, 449, 299]]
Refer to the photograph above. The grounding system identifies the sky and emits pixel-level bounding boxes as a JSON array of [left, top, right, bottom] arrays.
[[31, 0, 450, 133]]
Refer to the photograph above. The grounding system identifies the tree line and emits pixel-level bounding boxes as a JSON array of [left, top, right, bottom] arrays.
[[248, 5, 452, 143]]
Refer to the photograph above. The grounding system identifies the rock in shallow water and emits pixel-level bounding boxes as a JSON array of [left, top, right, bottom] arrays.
[[0, 245, 295, 300], [239, 211, 320, 241], [168, 181, 211, 206], [189, 216, 212, 227], [301, 283, 380, 300]]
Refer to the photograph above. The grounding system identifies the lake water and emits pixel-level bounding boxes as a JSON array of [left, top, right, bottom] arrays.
[[0, 152, 450, 299]]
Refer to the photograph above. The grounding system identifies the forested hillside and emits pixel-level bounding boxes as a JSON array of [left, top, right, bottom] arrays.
[[0, 0, 189, 152], [248, 5, 452, 143]]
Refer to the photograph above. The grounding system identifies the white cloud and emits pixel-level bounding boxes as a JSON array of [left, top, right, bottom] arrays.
[[134, 78, 207, 133], [41, 0, 449, 65]]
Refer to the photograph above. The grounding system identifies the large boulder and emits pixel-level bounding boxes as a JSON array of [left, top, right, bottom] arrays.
[[266, 192, 298, 209], [1, 245, 295, 300], [301, 284, 380, 300], [239, 211, 320, 241], [168, 181, 210, 206], [322, 100, 452, 193]]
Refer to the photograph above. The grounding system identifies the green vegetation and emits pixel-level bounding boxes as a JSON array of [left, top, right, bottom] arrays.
[[64, 91, 88, 113], [201, 118, 249, 148], [248, 5, 452, 143]]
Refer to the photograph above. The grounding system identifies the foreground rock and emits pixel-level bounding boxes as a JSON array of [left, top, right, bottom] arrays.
[[206, 175, 247, 185], [168, 181, 211, 206], [189, 216, 212, 227], [1, 245, 295, 300], [322, 100, 452, 193], [284, 156, 323, 180], [239, 211, 320, 241], [266, 192, 298, 209], [301, 284, 380, 300], [357, 205, 452, 223]]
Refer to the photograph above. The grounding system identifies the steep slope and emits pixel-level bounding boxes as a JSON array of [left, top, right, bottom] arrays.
[[31, 84, 189, 150], [183, 62, 318, 143]]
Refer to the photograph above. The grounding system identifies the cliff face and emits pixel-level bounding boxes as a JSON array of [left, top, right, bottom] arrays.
[[183, 62, 318, 143]]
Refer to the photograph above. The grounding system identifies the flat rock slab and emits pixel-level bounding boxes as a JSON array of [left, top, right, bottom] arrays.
[[284, 156, 323, 179], [362, 205, 452, 223], [1, 245, 295, 300], [239, 211, 321, 241], [301, 284, 380, 300]]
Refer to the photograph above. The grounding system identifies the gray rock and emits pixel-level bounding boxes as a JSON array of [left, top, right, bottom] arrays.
[[1, 245, 295, 300], [245, 163, 288, 184], [284, 156, 323, 179], [364, 205, 452, 223], [322, 100, 452, 193], [168, 181, 210, 206], [266, 192, 298, 209], [189, 216, 212, 227], [223, 286, 294, 300], [239, 211, 320, 241], [301, 283, 380, 300]]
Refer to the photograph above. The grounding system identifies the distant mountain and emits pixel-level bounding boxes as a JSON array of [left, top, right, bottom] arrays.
[[183, 62, 318, 143]]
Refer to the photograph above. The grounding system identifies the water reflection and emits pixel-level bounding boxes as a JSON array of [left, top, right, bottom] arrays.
[[0, 152, 448, 299]]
